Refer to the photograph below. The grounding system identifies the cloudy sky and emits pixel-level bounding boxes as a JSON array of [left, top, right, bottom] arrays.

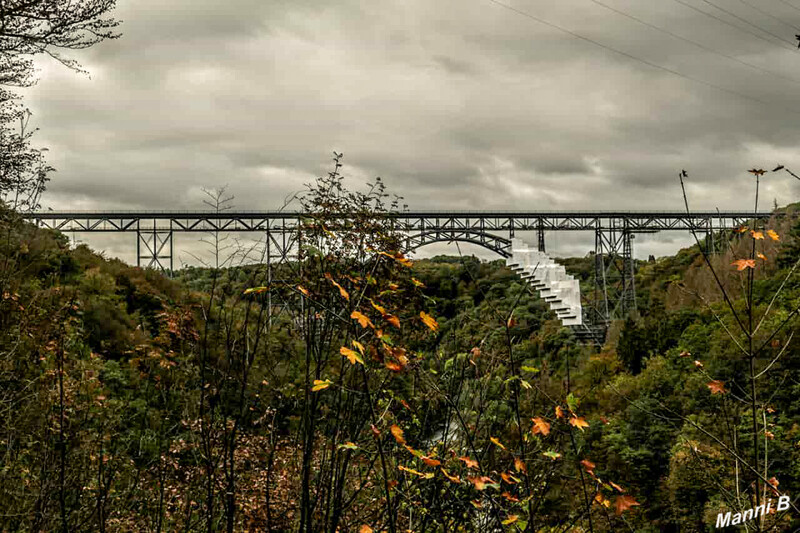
[[20, 0, 800, 261]]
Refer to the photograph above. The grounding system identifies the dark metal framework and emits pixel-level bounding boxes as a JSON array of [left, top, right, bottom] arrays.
[[29, 210, 774, 339]]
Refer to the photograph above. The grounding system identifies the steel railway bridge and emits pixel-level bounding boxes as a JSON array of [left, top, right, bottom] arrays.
[[27, 210, 774, 342]]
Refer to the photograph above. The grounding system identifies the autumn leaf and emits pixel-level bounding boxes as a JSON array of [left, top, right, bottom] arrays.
[[732, 259, 756, 271], [757, 252, 767, 261], [370, 299, 387, 315], [352, 340, 365, 354], [580, 459, 596, 475], [570, 417, 590, 431], [694, 360, 704, 368], [422, 456, 441, 467], [615, 495, 640, 515], [399, 465, 433, 479], [531, 417, 551, 436], [441, 468, 461, 483], [470, 346, 481, 358], [390, 425, 406, 445], [340, 346, 364, 366], [542, 450, 561, 460], [325, 273, 349, 300], [555, 405, 565, 419], [767, 229, 780, 241], [502, 515, 519, 525], [411, 277, 425, 287], [735, 226, 748, 233], [751, 230, 764, 240], [490, 436, 506, 451], [243, 286, 269, 295], [470, 500, 483, 509], [297, 285, 310, 296], [594, 493, 611, 508], [707, 380, 727, 395], [385, 314, 400, 328], [459, 456, 479, 469], [679, 350, 691, 358], [420, 311, 439, 332], [502, 491, 520, 503], [468, 475, 497, 491], [610, 481, 626, 493], [359, 525, 373, 533], [500, 472, 520, 484], [339, 442, 358, 450], [351, 311, 374, 329], [385, 361, 404, 372], [765, 430, 775, 440], [311, 379, 332, 392], [514, 456, 527, 473]]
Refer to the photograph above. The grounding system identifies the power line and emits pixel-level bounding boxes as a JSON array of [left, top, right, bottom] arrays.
[[584, 0, 800, 86], [699, 0, 798, 48], [774, 0, 800, 16], [670, 0, 797, 52], [734, 0, 800, 32], [484, 0, 800, 116]]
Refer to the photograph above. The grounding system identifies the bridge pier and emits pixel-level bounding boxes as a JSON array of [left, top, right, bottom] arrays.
[[136, 225, 173, 275], [593, 223, 636, 324]]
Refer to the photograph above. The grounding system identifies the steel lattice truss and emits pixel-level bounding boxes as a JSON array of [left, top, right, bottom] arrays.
[[27, 210, 776, 342]]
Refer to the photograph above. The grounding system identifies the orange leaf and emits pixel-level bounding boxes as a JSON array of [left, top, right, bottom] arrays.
[[707, 380, 727, 395], [610, 481, 626, 493], [735, 226, 748, 233], [514, 456, 526, 473], [580, 459, 596, 475], [531, 417, 551, 436], [390, 425, 406, 445], [351, 311, 374, 329], [502, 491, 520, 503], [500, 472, 520, 484], [311, 379, 332, 392], [490, 436, 506, 451], [570, 417, 590, 431], [360, 526, 373, 533], [694, 360, 704, 368], [751, 230, 764, 240], [757, 252, 767, 261], [765, 430, 775, 440], [325, 273, 350, 300], [555, 405, 565, 419], [732, 259, 756, 271], [385, 314, 400, 328], [459, 456, 479, 469], [615, 495, 640, 515], [370, 299, 387, 315], [468, 475, 496, 491], [420, 311, 439, 332], [422, 456, 441, 467], [767, 229, 780, 241], [297, 285, 310, 296], [594, 493, 611, 508]]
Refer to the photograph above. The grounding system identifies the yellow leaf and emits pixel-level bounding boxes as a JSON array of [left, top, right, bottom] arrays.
[[502, 515, 519, 525], [420, 311, 439, 332], [340, 346, 364, 365], [751, 230, 764, 240], [398, 465, 432, 478], [351, 311, 374, 329], [767, 229, 780, 241], [370, 299, 387, 315], [757, 252, 767, 261], [555, 406, 565, 419], [325, 273, 350, 300], [352, 340, 365, 354], [490, 436, 506, 451], [411, 278, 425, 288], [311, 379, 332, 392], [570, 417, 590, 431], [441, 468, 461, 483], [243, 286, 269, 295]]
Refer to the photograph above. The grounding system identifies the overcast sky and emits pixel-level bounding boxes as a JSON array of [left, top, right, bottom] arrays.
[[20, 0, 800, 261]]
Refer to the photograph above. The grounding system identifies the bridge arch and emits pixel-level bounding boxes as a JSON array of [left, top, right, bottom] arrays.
[[404, 229, 511, 257]]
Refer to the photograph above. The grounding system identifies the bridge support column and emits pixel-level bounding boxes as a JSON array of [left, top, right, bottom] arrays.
[[136, 227, 173, 276], [537, 222, 545, 253], [592, 223, 636, 324]]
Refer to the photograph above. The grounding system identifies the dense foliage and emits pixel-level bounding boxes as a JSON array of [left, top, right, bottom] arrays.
[[3, 192, 800, 531]]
